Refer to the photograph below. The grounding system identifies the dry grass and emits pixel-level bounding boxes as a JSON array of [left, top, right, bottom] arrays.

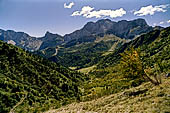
[[45, 78, 170, 113]]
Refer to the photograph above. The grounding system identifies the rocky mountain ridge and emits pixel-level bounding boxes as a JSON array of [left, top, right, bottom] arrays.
[[0, 29, 63, 51], [0, 18, 158, 51]]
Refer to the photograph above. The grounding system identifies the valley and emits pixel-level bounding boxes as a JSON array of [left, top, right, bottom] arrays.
[[0, 18, 170, 113]]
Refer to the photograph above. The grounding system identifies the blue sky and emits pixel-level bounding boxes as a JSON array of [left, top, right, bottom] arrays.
[[0, 0, 170, 37]]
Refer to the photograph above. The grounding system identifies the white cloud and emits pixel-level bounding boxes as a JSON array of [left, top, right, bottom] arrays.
[[134, 4, 169, 16], [159, 21, 164, 25], [71, 6, 126, 18], [64, 2, 74, 9], [167, 20, 170, 23]]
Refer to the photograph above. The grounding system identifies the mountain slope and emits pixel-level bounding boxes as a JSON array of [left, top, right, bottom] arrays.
[[77, 27, 170, 102], [96, 26, 170, 69], [0, 19, 158, 69], [0, 41, 87, 113], [45, 78, 170, 113]]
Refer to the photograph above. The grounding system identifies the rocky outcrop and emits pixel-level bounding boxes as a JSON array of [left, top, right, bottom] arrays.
[[0, 30, 63, 51], [0, 29, 42, 51]]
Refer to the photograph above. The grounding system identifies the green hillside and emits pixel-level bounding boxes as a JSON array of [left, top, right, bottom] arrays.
[[0, 40, 87, 113]]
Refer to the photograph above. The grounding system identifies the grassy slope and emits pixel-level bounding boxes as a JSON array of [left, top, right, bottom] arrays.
[[45, 78, 170, 113], [0, 40, 87, 113]]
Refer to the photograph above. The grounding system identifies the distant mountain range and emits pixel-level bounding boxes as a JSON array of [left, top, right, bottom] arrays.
[[0, 18, 161, 51]]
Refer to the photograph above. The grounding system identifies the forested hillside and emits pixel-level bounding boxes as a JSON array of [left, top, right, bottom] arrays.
[[0, 40, 87, 113]]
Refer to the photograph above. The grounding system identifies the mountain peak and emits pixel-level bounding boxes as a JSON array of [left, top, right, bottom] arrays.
[[83, 22, 95, 29], [44, 31, 62, 38], [45, 31, 54, 36]]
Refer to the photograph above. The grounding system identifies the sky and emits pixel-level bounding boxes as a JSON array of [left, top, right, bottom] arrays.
[[0, 0, 170, 37]]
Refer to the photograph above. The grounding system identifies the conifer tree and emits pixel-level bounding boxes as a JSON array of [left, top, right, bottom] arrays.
[[119, 47, 162, 85], [119, 47, 143, 79]]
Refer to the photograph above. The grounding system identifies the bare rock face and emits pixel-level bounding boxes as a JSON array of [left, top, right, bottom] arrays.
[[64, 18, 154, 45], [0, 30, 63, 51], [0, 29, 43, 51], [64, 19, 115, 43], [106, 18, 153, 39]]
